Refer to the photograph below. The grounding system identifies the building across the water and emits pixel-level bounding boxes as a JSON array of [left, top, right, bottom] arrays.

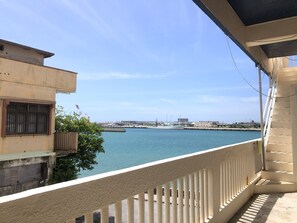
[[194, 121, 219, 128], [0, 39, 77, 196], [177, 118, 189, 123]]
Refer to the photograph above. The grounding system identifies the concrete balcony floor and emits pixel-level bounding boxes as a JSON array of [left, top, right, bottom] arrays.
[[229, 192, 297, 223]]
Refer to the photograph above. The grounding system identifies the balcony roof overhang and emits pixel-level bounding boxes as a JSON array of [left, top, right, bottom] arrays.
[[192, 0, 297, 75], [0, 39, 54, 58]]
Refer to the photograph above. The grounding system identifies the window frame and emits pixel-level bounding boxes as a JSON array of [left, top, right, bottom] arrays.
[[2, 100, 54, 136]]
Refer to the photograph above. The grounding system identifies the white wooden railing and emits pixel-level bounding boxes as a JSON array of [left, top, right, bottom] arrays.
[[263, 80, 276, 148], [54, 132, 78, 155], [0, 139, 261, 223]]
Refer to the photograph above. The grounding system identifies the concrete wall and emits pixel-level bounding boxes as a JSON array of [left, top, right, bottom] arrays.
[[0, 57, 76, 94], [0, 43, 45, 65], [277, 64, 297, 183], [0, 96, 55, 155], [0, 56, 76, 155], [0, 42, 77, 196], [0, 155, 55, 196], [0, 134, 54, 155]]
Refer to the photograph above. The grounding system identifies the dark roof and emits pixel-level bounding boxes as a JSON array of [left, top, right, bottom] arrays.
[[0, 39, 54, 58], [262, 39, 297, 58], [227, 0, 297, 26], [193, 0, 297, 64], [227, 0, 297, 59]]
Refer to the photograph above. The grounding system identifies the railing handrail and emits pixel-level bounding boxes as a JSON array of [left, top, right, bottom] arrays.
[[54, 132, 78, 152], [262, 87, 272, 123], [0, 139, 261, 223], [263, 80, 277, 147]]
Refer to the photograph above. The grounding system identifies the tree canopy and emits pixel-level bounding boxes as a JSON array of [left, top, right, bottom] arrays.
[[51, 106, 104, 183]]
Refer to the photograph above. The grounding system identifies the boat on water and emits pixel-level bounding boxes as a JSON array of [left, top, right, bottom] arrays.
[[148, 125, 184, 130], [147, 119, 184, 130]]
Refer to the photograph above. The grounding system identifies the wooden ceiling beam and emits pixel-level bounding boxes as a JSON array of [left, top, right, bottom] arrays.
[[193, 0, 271, 74], [246, 16, 297, 47]]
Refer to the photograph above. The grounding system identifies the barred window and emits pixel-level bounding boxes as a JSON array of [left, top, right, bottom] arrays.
[[6, 102, 50, 135]]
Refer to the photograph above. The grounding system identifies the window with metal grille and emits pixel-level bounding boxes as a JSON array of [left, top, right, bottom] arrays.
[[6, 102, 50, 135]]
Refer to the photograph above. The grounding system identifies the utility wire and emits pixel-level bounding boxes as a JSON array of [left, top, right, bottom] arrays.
[[226, 36, 269, 96], [226, 36, 297, 99]]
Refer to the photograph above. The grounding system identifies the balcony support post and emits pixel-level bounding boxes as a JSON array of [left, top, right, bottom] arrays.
[[291, 88, 297, 183], [258, 64, 266, 170]]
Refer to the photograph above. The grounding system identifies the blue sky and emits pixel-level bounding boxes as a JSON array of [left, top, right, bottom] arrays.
[[0, 0, 269, 123]]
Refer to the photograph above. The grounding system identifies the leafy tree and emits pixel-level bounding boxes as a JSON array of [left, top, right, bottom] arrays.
[[51, 106, 104, 183]]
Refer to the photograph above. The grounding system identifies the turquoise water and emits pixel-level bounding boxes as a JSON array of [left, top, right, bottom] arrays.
[[79, 128, 260, 177]]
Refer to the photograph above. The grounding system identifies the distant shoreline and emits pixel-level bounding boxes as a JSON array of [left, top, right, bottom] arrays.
[[102, 127, 126, 132], [184, 127, 260, 132], [117, 126, 261, 132]]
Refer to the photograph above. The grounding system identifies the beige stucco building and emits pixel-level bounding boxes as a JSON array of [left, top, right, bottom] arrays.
[[0, 39, 77, 196]]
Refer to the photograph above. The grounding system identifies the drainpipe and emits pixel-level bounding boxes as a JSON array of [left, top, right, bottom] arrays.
[[258, 64, 266, 170]]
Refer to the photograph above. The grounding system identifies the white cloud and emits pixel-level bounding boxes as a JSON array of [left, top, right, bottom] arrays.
[[195, 95, 259, 104], [118, 102, 134, 107], [158, 98, 177, 104], [1, 1, 81, 44], [240, 96, 259, 103], [78, 71, 171, 80], [59, 0, 161, 62], [60, 0, 114, 39]]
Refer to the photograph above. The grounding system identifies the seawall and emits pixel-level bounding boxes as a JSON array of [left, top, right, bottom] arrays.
[[184, 127, 260, 132], [103, 127, 126, 132]]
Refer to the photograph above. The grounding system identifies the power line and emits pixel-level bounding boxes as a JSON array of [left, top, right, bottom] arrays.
[[226, 36, 297, 99], [226, 36, 268, 96]]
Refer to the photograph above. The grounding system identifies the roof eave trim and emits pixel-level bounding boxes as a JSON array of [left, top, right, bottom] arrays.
[[192, 0, 269, 75]]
